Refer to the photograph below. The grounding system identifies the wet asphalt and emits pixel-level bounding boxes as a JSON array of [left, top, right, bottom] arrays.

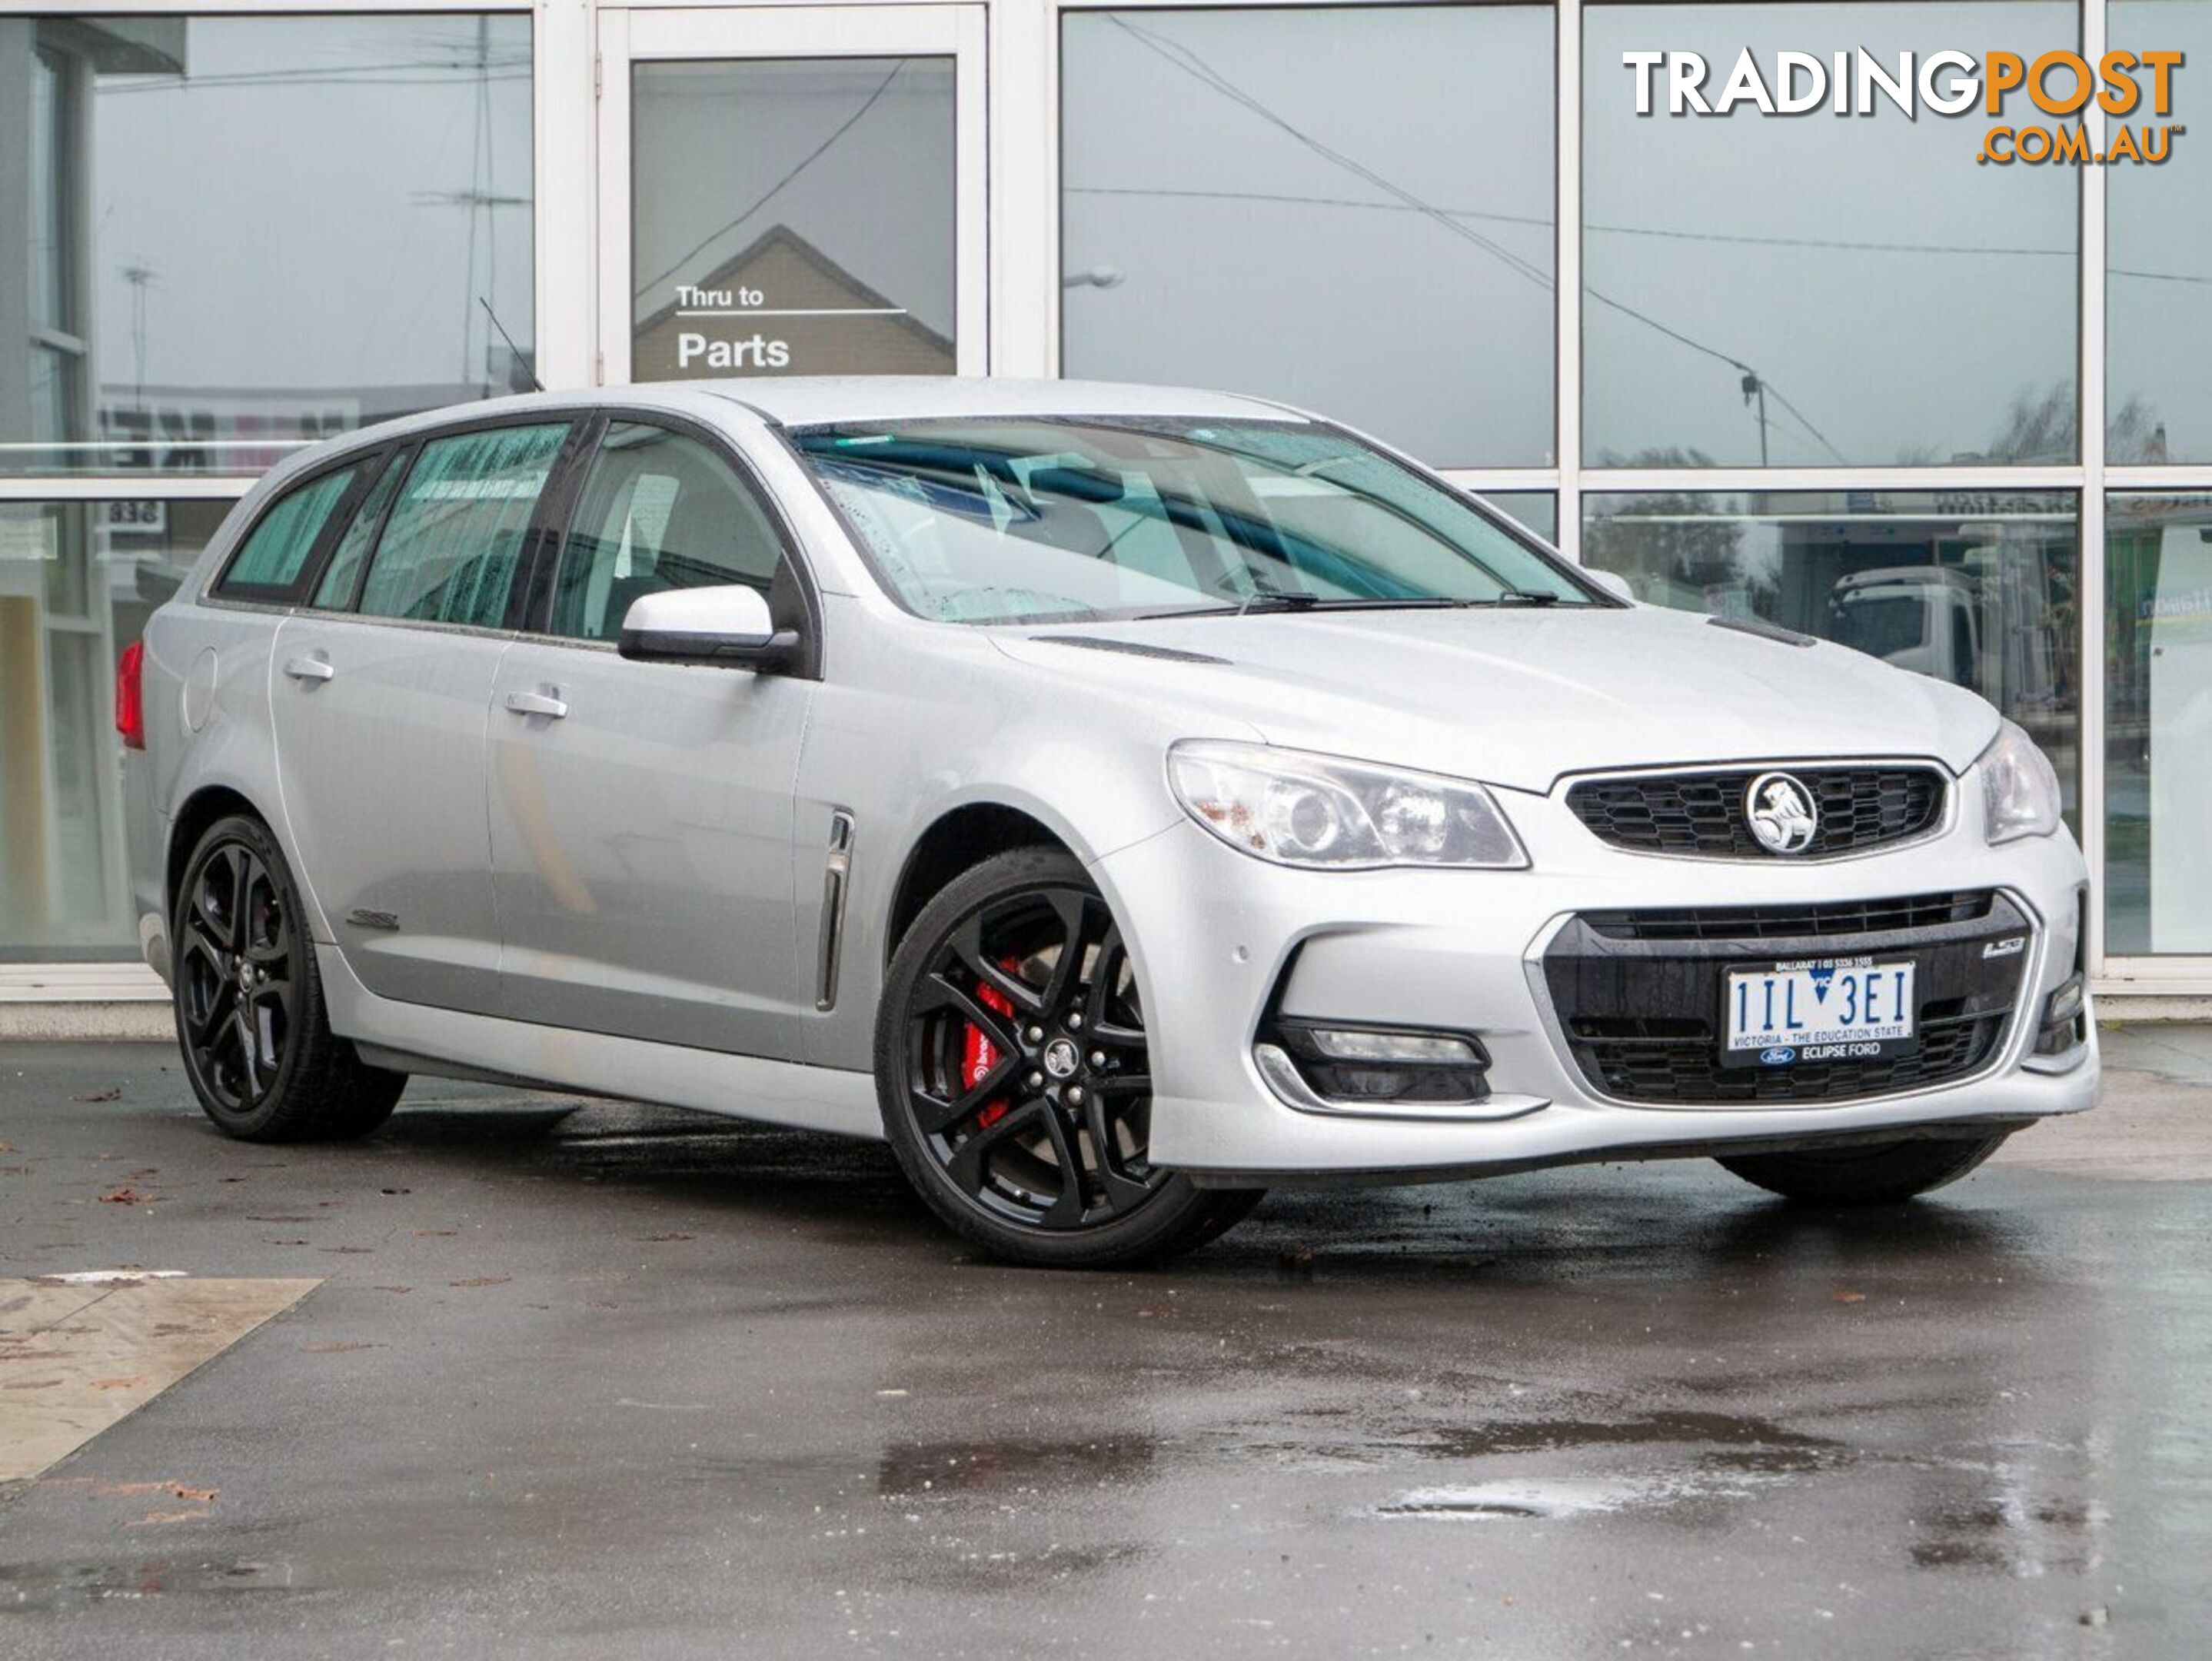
[[2, 1034, 2209, 1659]]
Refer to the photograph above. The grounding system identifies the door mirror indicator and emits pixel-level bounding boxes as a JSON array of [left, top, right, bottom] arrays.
[[617, 584, 801, 672]]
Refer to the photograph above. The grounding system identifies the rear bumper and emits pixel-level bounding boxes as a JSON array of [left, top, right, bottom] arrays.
[[1093, 791, 2098, 1183]]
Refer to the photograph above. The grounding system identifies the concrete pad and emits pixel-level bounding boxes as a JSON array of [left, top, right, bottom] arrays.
[[0, 1277, 318, 1481]]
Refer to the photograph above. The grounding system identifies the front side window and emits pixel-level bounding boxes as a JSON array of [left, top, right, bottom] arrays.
[[354, 422, 569, 629], [549, 424, 788, 642], [790, 418, 1598, 625], [212, 464, 360, 597]]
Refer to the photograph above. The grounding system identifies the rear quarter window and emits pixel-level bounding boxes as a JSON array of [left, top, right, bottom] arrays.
[[210, 464, 361, 600]]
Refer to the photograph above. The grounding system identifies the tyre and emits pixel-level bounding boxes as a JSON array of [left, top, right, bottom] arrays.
[[876, 846, 1263, 1268], [172, 813, 405, 1142], [1715, 1132, 2011, 1206]]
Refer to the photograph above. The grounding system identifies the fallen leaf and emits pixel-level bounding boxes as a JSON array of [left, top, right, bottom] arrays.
[[318, 1246, 374, 1255], [450, 1275, 509, 1289], [245, 1215, 314, 1223], [380, 1187, 411, 1196], [641, 1232, 694, 1243], [1832, 1290, 1867, 1304], [415, 1229, 458, 1238], [73, 1087, 122, 1103], [373, 1285, 412, 1294], [98, 1187, 155, 1205], [126, 1510, 208, 1527], [171, 1485, 218, 1503], [304, 1341, 381, 1354]]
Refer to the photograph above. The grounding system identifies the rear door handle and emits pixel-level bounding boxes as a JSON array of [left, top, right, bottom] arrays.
[[504, 690, 568, 720], [283, 656, 335, 683]]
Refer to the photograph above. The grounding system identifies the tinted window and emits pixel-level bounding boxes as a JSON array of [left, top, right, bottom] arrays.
[[312, 451, 407, 610], [213, 466, 358, 596], [356, 423, 569, 629], [550, 424, 787, 642]]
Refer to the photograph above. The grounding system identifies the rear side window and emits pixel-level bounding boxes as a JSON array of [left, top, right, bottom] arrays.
[[312, 451, 408, 611], [212, 465, 359, 598], [356, 422, 569, 628], [549, 423, 789, 642]]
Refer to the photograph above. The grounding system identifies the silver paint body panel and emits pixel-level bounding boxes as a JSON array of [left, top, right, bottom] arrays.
[[127, 378, 2099, 1173]]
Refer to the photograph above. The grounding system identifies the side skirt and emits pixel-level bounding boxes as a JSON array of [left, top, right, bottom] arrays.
[[316, 943, 882, 1140]]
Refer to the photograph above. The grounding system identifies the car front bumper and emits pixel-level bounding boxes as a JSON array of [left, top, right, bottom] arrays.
[[1092, 786, 2097, 1184]]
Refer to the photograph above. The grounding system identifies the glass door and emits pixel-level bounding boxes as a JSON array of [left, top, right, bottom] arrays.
[[598, 5, 986, 384]]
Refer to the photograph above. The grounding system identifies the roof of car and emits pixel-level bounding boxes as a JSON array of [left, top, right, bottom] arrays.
[[681, 375, 1308, 428]]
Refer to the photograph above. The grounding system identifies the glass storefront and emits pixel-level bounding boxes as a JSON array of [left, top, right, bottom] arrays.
[[1585, 492, 2082, 824], [2109, 1, 2212, 461], [0, 12, 534, 477], [0, 498, 218, 959], [630, 57, 958, 380], [1583, 2, 2079, 468], [2105, 494, 2212, 952], [1060, 5, 1555, 464], [0, 1, 2206, 987]]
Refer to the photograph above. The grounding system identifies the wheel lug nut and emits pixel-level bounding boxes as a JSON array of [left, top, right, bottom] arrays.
[[1066, 1013, 1083, 1030], [1026, 1071, 1043, 1090], [1089, 1050, 1106, 1067], [1066, 1085, 1085, 1105], [1025, 1026, 1043, 1043]]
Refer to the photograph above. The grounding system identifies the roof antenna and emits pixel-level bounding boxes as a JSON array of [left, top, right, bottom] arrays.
[[478, 296, 544, 394]]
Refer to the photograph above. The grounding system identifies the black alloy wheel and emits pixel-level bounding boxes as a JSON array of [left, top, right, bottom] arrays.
[[173, 814, 405, 1142], [177, 833, 295, 1113], [876, 847, 1260, 1267]]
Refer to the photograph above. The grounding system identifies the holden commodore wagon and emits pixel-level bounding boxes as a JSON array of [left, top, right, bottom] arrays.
[[121, 378, 2097, 1267]]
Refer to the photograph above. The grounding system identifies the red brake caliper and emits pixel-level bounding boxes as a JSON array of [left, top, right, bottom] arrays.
[[963, 961, 1021, 1130]]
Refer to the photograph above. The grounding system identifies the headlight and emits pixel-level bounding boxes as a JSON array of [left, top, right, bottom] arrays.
[[1167, 741, 1528, 870], [1979, 719, 2064, 844]]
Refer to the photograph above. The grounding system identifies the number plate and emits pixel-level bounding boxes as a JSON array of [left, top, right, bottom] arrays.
[[1724, 957, 1918, 1067]]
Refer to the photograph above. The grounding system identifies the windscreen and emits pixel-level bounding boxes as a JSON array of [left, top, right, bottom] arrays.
[[789, 418, 1599, 625]]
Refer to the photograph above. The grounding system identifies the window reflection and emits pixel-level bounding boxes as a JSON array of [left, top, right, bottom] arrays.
[[0, 498, 219, 958], [1584, 3, 2078, 468], [1585, 491, 2080, 821], [1, 14, 534, 476], [2105, 494, 2212, 953], [2109, 2, 2212, 462], [1061, 6, 1555, 465]]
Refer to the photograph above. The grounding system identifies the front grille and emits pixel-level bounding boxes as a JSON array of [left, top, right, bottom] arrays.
[[1542, 893, 2029, 1107], [1581, 890, 1994, 943], [1566, 766, 1947, 859]]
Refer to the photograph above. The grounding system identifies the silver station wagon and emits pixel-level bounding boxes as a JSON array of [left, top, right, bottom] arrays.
[[122, 378, 2097, 1267]]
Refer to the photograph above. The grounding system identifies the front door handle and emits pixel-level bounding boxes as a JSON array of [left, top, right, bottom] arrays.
[[504, 689, 569, 720], [283, 656, 335, 684]]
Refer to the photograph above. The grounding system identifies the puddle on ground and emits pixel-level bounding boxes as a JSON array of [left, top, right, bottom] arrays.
[[0, 1557, 296, 1616], [877, 1436, 1158, 1498]]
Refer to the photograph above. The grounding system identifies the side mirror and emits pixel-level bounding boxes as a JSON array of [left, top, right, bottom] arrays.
[[1585, 568, 1635, 604], [617, 584, 803, 673]]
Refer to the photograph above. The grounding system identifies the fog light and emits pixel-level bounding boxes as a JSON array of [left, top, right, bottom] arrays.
[[1264, 1021, 1491, 1108], [2034, 974, 2087, 1057], [1302, 1027, 1481, 1065]]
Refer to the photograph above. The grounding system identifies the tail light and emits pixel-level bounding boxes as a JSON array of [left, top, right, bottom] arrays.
[[115, 641, 146, 751]]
